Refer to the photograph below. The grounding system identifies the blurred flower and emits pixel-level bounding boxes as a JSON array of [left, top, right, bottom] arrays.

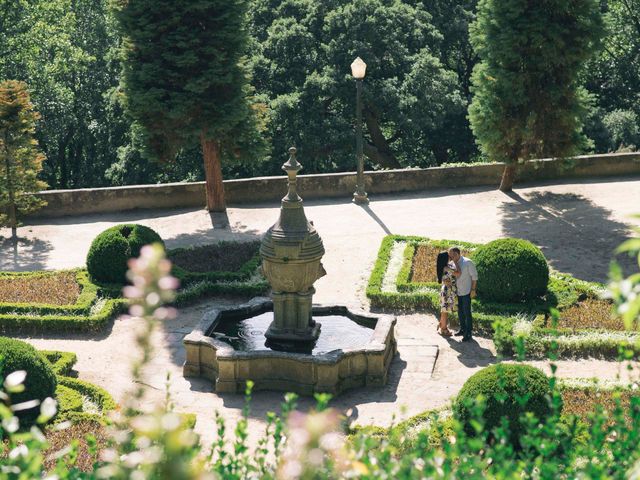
[[4, 370, 26, 393]]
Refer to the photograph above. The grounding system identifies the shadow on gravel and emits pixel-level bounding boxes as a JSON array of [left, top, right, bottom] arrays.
[[445, 337, 497, 368], [0, 236, 53, 271], [500, 191, 636, 282]]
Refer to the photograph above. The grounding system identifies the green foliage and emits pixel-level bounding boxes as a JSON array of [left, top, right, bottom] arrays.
[[86, 224, 163, 284], [56, 384, 83, 416], [0, 0, 123, 189], [468, 0, 604, 167], [111, 0, 266, 174], [0, 80, 48, 236], [610, 215, 640, 330], [251, 0, 471, 172], [0, 337, 57, 424], [602, 109, 640, 151], [454, 364, 555, 444], [474, 238, 549, 303], [584, 1, 640, 152], [0, 297, 128, 335], [41, 350, 78, 376]]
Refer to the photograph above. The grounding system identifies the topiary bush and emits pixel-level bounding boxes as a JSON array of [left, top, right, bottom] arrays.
[[0, 337, 57, 425], [473, 238, 549, 303], [86, 224, 164, 284], [453, 364, 555, 444]]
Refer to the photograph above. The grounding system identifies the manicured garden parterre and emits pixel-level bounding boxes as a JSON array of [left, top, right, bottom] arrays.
[[0, 225, 269, 334], [367, 234, 638, 359]]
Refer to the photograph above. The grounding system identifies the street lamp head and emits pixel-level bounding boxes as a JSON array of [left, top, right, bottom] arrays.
[[350, 57, 366, 79]]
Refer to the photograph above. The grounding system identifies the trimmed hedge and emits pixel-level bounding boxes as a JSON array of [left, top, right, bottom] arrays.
[[40, 350, 117, 424], [473, 238, 549, 303], [367, 235, 627, 358], [56, 383, 84, 416], [493, 316, 640, 359], [42, 350, 78, 376], [454, 364, 554, 444], [0, 298, 128, 335], [87, 224, 164, 284], [0, 337, 58, 424]]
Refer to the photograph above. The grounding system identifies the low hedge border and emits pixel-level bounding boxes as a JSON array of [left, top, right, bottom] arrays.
[[494, 316, 640, 359], [0, 270, 99, 315], [42, 350, 78, 376], [42, 350, 117, 424], [0, 241, 269, 334], [0, 298, 128, 335], [368, 235, 632, 357]]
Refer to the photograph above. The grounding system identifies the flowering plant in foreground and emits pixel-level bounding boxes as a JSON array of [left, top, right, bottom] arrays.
[[2, 237, 640, 478]]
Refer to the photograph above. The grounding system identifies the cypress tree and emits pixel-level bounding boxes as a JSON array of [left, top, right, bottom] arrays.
[[468, 0, 604, 191], [112, 0, 252, 211], [0, 81, 47, 242]]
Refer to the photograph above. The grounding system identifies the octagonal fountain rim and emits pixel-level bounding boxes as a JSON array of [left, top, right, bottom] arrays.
[[183, 296, 396, 363]]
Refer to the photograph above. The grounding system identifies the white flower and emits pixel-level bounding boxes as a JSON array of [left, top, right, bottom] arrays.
[[30, 426, 46, 442], [2, 416, 19, 433], [11, 399, 40, 412], [9, 444, 28, 459], [4, 370, 26, 393], [39, 397, 57, 422]]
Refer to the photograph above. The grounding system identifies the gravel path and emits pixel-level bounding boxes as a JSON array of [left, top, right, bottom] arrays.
[[2, 175, 640, 446]]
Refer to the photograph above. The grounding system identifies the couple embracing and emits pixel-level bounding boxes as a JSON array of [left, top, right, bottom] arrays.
[[436, 247, 478, 342]]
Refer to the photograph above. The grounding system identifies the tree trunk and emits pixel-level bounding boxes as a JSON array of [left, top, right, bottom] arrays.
[[3, 130, 17, 244], [363, 109, 402, 169], [200, 133, 226, 212], [499, 163, 517, 192]]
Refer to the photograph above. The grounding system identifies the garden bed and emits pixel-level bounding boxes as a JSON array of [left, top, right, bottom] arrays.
[[0, 271, 80, 305], [0, 241, 269, 334], [367, 235, 633, 359]]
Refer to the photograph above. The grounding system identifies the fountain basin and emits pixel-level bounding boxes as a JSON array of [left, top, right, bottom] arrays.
[[183, 297, 396, 395]]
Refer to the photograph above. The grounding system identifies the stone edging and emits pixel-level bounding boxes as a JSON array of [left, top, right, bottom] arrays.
[[183, 297, 397, 395], [32, 152, 640, 218]]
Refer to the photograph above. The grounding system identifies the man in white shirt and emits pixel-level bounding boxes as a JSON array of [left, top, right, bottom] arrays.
[[448, 247, 478, 342]]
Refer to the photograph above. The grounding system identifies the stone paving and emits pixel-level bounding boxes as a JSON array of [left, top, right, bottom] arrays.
[[2, 175, 640, 446]]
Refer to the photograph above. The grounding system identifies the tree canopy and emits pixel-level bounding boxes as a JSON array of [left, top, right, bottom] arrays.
[[0, 80, 47, 240], [0, 0, 636, 191], [468, 0, 604, 191]]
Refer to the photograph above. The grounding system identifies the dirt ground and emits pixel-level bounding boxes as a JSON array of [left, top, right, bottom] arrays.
[[2, 175, 640, 447]]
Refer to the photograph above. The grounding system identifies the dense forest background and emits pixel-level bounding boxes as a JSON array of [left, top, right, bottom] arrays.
[[0, 0, 638, 190]]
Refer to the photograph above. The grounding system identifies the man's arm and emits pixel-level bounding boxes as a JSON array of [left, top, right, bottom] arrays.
[[470, 261, 478, 298]]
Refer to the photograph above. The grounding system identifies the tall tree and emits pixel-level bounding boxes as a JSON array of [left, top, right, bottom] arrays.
[[249, 0, 467, 173], [0, 81, 47, 242], [0, 0, 122, 189], [112, 0, 263, 212], [468, 0, 604, 191]]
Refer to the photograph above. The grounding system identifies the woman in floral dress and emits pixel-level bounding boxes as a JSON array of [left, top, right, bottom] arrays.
[[437, 252, 459, 336]]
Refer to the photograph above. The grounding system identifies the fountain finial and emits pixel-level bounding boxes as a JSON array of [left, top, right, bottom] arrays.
[[282, 146, 302, 204]]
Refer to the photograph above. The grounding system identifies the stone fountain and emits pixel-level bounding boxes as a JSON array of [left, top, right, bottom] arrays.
[[183, 148, 396, 395]]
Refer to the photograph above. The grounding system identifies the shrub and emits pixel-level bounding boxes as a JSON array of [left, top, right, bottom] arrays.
[[0, 337, 57, 424], [453, 364, 554, 443], [473, 238, 549, 303], [86, 224, 164, 284], [602, 109, 639, 151]]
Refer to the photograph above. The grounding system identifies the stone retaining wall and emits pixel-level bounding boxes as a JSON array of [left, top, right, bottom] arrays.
[[32, 152, 640, 218]]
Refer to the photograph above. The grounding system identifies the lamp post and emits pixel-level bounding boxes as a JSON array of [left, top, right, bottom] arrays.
[[351, 57, 369, 204]]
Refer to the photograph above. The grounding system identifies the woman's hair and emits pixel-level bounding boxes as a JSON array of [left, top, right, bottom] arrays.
[[436, 251, 449, 283]]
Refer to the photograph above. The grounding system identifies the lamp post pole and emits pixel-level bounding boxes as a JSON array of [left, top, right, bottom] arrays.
[[351, 57, 369, 204]]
